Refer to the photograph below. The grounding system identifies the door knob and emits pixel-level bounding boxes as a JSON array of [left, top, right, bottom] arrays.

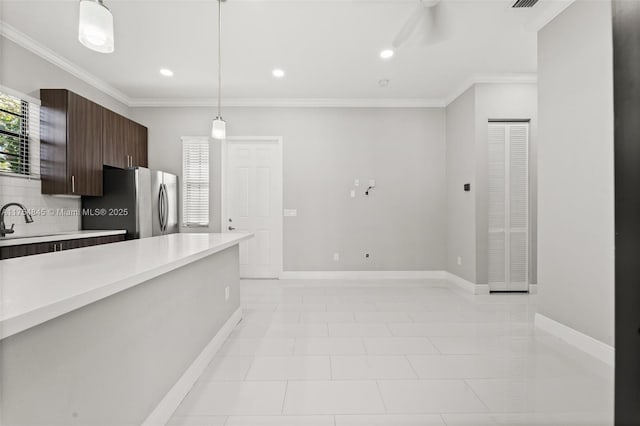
[[228, 226, 236, 231]]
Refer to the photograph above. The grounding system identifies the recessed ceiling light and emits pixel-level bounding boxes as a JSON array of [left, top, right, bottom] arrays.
[[380, 49, 394, 60], [379, 79, 390, 87], [159, 68, 174, 77], [272, 69, 285, 78]]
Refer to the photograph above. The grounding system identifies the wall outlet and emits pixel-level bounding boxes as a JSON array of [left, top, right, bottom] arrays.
[[333, 253, 340, 261], [365, 253, 371, 259], [225, 286, 230, 301], [457, 256, 462, 266], [368, 179, 376, 187], [350, 190, 356, 198], [354, 179, 360, 187]]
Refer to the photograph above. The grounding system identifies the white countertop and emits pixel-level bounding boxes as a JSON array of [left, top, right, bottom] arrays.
[[0, 230, 127, 247], [0, 232, 252, 340]]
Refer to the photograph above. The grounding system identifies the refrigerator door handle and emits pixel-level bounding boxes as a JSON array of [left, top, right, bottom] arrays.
[[160, 184, 166, 232], [162, 184, 168, 232], [158, 184, 165, 233], [162, 184, 169, 232]]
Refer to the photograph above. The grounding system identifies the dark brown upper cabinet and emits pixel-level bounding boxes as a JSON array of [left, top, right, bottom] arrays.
[[103, 108, 128, 169], [128, 120, 148, 168], [103, 109, 148, 169], [41, 89, 148, 195], [41, 89, 103, 196]]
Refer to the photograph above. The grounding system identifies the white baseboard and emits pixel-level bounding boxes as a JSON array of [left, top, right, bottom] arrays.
[[528, 284, 538, 294], [534, 313, 614, 366], [279, 270, 446, 280], [141, 307, 243, 426], [445, 272, 490, 295]]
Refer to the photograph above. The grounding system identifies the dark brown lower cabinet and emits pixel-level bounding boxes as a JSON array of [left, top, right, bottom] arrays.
[[0, 234, 125, 260]]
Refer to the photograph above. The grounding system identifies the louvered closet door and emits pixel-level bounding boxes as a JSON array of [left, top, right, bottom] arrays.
[[488, 122, 529, 292]]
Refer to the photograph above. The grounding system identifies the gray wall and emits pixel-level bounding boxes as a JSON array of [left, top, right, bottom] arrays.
[[0, 246, 240, 426], [132, 107, 447, 272], [0, 37, 130, 116], [445, 87, 477, 282], [445, 83, 537, 285], [474, 83, 538, 285], [537, 0, 615, 346]]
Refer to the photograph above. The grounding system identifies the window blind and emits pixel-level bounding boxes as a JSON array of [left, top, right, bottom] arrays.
[[0, 91, 40, 178], [182, 137, 210, 227]]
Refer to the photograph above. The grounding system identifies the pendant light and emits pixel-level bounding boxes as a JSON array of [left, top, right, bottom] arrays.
[[78, 0, 115, 53], [211, 0, 226, 140]]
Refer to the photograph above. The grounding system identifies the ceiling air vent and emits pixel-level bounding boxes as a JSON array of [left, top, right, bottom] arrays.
[[512, 0, 539, 7]]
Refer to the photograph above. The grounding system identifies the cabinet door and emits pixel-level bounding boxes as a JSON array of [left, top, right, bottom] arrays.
[[40, 89, 69, 195], [60, 238, 91, 250], [0, 242, 53, 260], [103, 109, 127, 169], [67, 92, 103, 196], [127, 121, 148, 168], [135, 124, 148, 168], [96, 235, 126, 244]]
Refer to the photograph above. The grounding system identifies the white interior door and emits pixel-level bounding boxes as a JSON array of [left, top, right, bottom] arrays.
[[488, 122, 529, 292], [223, 137, 283, 278]]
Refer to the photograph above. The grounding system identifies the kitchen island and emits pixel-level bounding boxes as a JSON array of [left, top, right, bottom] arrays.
[[0, 232, 252, 426]]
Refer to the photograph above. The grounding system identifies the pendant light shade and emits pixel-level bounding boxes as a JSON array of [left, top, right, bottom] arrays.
[[211, 117, 226, 140], [211, 0, 226, 140], [78, 0, 114, 53]]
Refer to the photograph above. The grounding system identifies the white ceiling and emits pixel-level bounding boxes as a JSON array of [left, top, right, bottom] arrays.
[[0, 0, 561, 105]]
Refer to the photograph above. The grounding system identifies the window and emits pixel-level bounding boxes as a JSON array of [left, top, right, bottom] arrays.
[[0, 91, 40, 177], [182, 137, 210, 227]]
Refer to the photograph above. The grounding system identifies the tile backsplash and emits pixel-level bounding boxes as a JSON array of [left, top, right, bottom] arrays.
[[0, 175, 81, 236]]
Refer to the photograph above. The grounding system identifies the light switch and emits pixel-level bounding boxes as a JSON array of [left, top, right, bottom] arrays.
[[284, 209, 297, 217]]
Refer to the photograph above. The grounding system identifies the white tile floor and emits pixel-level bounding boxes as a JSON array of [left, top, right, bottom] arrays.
[[169, 279, 614, 426]]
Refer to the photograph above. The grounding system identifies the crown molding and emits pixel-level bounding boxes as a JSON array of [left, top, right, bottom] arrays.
[[0, 21, 133, 106], [128, 97, 447, 108], [1, 21, 536, 110], [443, 73, 538, 106]]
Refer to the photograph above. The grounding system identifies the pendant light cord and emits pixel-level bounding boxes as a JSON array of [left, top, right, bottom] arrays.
[[217, 0, 222, 118]]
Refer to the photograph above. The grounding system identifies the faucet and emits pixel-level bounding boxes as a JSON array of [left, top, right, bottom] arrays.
[[1, 203, 34, 237]]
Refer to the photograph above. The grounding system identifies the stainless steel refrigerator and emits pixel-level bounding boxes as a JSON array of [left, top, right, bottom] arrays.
[[82, 167, 179, 239]]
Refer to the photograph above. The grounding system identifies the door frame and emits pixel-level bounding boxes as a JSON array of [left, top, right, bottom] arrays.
[[221, 136, 284, 278], [612, 1, 640, 423]]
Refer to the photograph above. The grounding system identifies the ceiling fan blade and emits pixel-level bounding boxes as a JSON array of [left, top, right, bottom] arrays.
[[418, 2, 446, 46], [392, 0, 441, 49], [392, 4, 427, 48]]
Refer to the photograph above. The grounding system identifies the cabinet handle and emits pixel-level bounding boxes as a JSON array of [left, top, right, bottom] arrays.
[[71, 176, 75, 193]]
